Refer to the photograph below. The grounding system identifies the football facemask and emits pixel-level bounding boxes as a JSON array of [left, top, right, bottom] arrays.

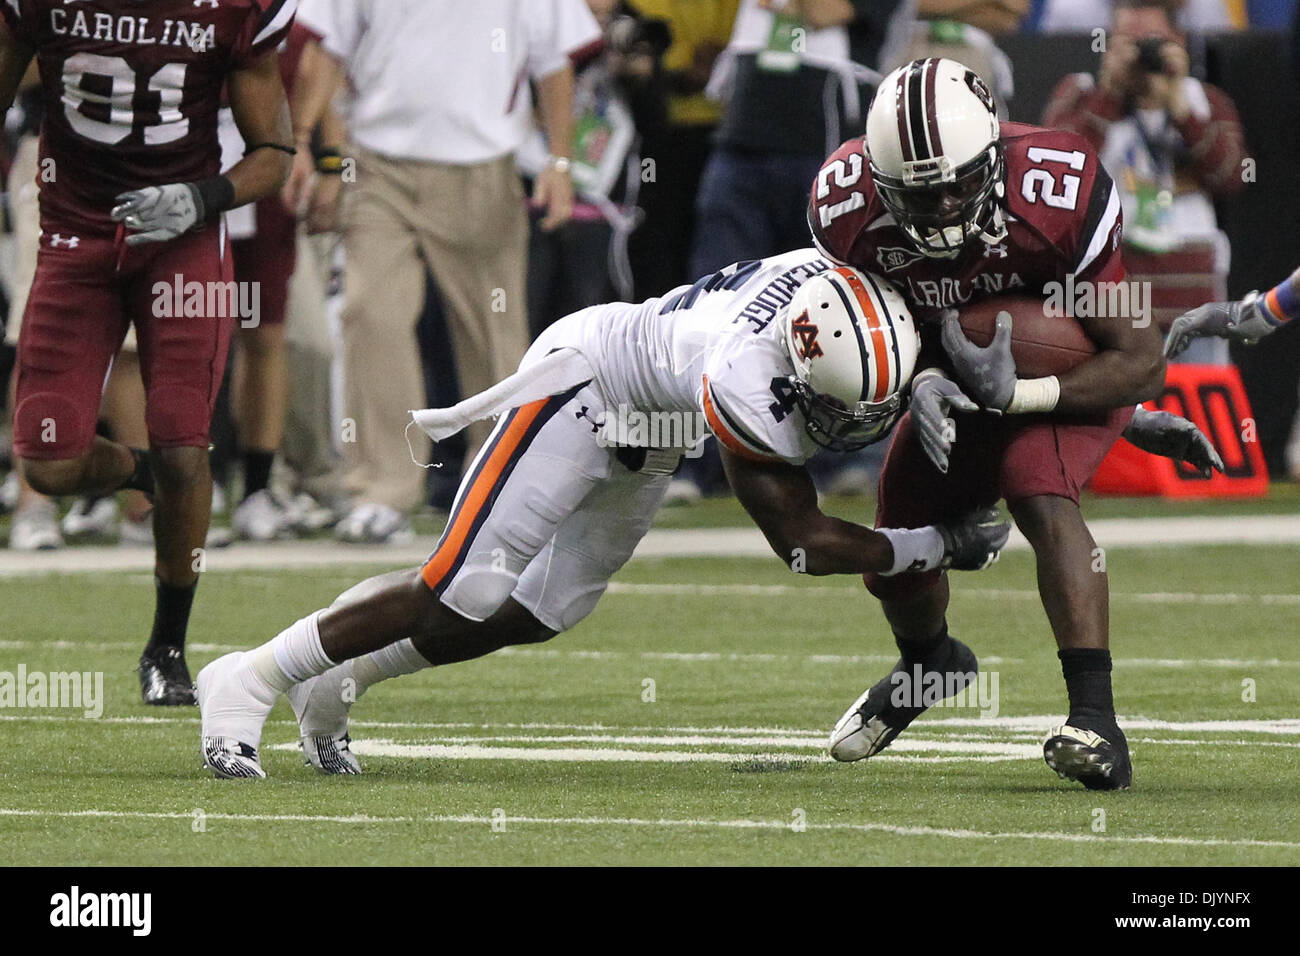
[[790, 380, 904, 453], [866, 57, 1009, 259]]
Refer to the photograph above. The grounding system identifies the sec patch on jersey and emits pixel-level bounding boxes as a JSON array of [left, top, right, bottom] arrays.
[[954, 294, 1096, 378]]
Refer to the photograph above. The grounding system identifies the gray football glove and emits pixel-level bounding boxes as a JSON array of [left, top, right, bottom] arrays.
[[1164, 292, 1278, 358], [937, 506, 1011, 571], [940, 310, 1017, 412], [910, 368, 979, 474], [1122, 406, 1225, 478], [111, 183, 205, 246]]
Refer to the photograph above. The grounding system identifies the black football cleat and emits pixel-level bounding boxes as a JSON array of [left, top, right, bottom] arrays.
[[829, 637, 978, 761], [1043, 722, 1132, 791], [138, 646, 197, 706]]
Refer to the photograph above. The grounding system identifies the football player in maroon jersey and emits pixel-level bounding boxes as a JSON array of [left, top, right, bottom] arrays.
[[0, 0, 298, 704], [810, 57, 1220, 790]]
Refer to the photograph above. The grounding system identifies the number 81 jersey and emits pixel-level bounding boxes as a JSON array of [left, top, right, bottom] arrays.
[[809, 122, 1125, 321], [1, 0, 296, 232]]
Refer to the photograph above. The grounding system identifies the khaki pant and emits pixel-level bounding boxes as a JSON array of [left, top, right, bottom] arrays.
[[279, 231, 345, 503], [339, 149, 529, 512]]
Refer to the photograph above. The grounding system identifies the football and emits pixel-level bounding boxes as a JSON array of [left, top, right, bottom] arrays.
[[955, 295, 1096, 378]]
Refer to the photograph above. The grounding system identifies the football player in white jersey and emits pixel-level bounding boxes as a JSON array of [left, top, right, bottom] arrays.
[[195, 250, 1015, 778]]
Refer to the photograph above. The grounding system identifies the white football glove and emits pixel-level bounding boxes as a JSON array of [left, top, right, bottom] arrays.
[[111, 183, 205, 246], [1164, 291, 1279, 358]]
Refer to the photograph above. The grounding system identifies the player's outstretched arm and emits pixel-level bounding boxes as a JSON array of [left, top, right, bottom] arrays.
[[1165, 268, 1300, 358], [719, 448, 1009, 577], [941, 309, 1165, 417], [0, 22, 34, 114]]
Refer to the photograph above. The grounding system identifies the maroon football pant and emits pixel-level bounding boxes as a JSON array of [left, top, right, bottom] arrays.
[[864, 405, 1135, 600], [14, 221, 234, 460]]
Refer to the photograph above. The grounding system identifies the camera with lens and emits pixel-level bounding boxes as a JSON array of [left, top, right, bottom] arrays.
[[1135, 36, 1167, 73], [606, 14, 671, 60]]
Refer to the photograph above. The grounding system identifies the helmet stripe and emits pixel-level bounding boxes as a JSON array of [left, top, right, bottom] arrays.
[[832, 268, 894, 403], [923, 58, 943, 158], [907, 60, 930, 161], [894, 68, 914, 163], [860, 271, 903, 401]]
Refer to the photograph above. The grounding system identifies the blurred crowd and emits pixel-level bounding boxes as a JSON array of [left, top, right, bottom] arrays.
[[0, 0, 1296, 549]]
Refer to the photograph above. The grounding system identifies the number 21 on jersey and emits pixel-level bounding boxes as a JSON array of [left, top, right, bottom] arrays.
[[1020, 147, 1086, 210]]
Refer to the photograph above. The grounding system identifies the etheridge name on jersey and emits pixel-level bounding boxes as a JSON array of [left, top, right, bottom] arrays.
[[534, 250, 834, 466], [809, 122, 1125, 319]]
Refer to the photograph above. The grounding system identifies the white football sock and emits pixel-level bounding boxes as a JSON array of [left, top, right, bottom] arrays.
[[351, 638, 430, 695], [248, 610, 335, 693]]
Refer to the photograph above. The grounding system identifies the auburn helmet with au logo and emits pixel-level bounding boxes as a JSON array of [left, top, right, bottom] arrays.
[[780, 267, 920, 452]]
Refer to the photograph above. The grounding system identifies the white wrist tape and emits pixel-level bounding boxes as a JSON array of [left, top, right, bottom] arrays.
[[1006, 376, 1060, 414], [878, 526, 946, 576]]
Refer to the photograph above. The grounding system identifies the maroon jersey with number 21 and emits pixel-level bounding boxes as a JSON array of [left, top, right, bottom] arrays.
[[809, 122, 1126, 324]]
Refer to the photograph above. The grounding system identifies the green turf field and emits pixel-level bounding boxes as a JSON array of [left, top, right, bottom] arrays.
[[1, 493, 1298, 865]]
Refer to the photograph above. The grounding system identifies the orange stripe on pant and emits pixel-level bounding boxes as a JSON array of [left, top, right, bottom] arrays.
[[420, 397, 552, 592]]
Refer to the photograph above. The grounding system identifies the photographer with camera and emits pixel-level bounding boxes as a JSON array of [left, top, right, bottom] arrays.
[[1042, 0, 1249, 363]]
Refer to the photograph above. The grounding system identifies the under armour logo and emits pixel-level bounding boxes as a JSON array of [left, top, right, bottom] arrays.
[[575, 406, 603, 433], [48, 233, 80, 248], [984, 243, 1008, 258], [193, 0, 219, 7]]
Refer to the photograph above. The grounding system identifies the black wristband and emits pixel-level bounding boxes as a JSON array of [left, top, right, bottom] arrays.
[[193, 176, 236, 223], [244, 141, 297, 157]]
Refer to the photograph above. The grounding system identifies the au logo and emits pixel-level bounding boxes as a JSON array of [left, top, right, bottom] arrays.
[[790, 311, 823, 360]]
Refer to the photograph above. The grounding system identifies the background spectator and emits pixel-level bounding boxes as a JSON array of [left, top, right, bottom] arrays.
[[1034, 0, 1242, 32], [519, 0, 670, 338], [1043, 0, 1249, 362], [884, 1, 1027, 116], [289, 0, 601, 544], [626, 0, 741, 299]]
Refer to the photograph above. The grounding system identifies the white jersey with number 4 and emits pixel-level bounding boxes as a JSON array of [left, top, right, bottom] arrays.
[[527, 248, 836, 465]]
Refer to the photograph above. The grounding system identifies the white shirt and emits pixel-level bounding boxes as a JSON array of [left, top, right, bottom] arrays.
[[527, 249, 834, 464], [1039, 0, 1234, 32], [298, 0, 601, 164]]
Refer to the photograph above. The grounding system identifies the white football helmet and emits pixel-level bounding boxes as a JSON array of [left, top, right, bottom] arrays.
[[782, 267, 920, 452], [865, 57, 1007, 258]]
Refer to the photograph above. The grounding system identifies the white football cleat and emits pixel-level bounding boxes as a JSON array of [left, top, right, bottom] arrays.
[[196, 652, 273, 779], [9, 501, 64, 551], [233, 489, 293, 542], [829, 687, 897, 761], [288, 666, 361, 775], [61, 496, 120, 539], [334, 502, 413, 545]]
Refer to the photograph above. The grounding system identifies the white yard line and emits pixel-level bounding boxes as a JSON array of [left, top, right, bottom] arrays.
[[1, 636, 1293, 669], [3, 713, 1298, 736], [0, 807, 1294, 850], [1, 514, 1299, 578]]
